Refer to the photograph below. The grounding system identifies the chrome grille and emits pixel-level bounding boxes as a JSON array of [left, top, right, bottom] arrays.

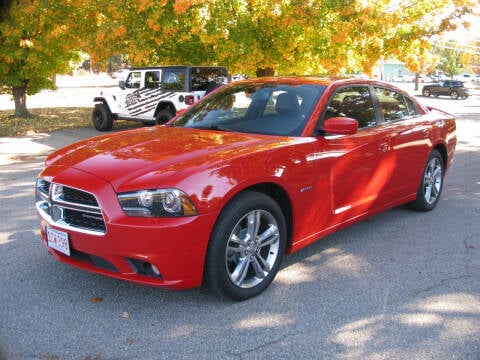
[[62, 186, 98, 206], [35, 179, 106, 235]]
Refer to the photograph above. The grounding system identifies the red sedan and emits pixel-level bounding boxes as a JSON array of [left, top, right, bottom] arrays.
[[35, 77, 456, 300]]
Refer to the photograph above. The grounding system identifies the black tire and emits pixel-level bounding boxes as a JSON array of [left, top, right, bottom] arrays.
[[205, 191, 287, 301], [408, 149, 444, 212], [155, 109, 174, 125], [422, 88, 431, 97], [450, 90, 459, 99], [92, 104, 113, 131]]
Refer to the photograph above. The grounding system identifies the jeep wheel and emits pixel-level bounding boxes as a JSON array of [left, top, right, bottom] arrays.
[[92, 104, 113, 131], [155, 109, 174, 125], [422, 88, 431, 97], [450, 90, 459, 99]]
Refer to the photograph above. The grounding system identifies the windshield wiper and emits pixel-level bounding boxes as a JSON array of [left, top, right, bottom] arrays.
[[194, 125, 234, 132]]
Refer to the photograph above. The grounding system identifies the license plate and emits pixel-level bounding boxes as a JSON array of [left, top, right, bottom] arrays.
[[46, 227, 70, 256]]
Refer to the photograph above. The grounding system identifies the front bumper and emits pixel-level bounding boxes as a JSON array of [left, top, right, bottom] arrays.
[[36, 166, 217, 290]]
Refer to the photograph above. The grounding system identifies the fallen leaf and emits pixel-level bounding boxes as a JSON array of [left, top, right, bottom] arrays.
[[91, 297, 103, 303], [121, 311, 131, 318], [126, 338, 137, 345]]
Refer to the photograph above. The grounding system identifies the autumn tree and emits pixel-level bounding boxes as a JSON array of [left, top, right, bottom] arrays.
[[170, 0, 476, 77], [80, 0, 211, 70], [397, 39, 439, 89], [458, 40, 480, 73], [0, 0, 85, 117], [1, 0, 477, 120], [435, 41, 465, 78]]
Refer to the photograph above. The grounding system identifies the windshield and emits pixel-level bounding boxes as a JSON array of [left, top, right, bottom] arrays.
[[172, 82, 326, 136]]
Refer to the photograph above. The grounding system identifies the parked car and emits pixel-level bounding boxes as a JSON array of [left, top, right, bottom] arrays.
[[35, 77, 456, 300], [422, 80, 469, 99]]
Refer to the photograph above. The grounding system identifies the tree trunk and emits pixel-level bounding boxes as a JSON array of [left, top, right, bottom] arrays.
[[12, 85, 30, 118], [256, 67, 274, 77]]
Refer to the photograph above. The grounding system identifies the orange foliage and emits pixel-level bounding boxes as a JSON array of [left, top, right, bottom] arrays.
[[173, 0, 201, 14]]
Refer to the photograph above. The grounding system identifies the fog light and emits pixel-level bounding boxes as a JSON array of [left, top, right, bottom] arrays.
[[142, 262, 161, 277], [150, 264, 161, 277]]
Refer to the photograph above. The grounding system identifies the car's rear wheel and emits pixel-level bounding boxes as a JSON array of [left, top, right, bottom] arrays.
[[450, 90, 459, 99], [422, 88, 431, 97], [205, 191, 286, 301], [92, 104, 113, 131], [155, 109, 174, 125], [408, 149, 444, 212]]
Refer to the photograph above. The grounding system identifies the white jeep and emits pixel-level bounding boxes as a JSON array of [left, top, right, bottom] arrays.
[[92, 66, 229, 131]]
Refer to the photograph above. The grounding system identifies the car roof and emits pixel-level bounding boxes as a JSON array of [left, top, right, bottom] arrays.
[[229, 76, 427, 113], [232, 76, 405, 90]]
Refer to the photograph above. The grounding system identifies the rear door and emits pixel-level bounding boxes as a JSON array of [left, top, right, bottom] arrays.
[[372, 86, 429, 200]]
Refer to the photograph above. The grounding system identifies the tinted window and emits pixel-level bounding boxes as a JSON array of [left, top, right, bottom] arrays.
[[191, 67, 229, 91], [324, 86, 376, 128], [404, 96, 418, 116], [375, 88, 410, 122]]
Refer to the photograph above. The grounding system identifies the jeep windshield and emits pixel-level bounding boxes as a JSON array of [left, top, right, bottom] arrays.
[[171, 81, 325, 136]]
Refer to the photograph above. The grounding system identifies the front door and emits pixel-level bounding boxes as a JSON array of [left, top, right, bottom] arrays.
[[119, 70, 162, 120], [321, 85, 394, 222]]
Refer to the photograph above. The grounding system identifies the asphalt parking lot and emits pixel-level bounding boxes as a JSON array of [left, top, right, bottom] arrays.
[[0, 91, 479, 359]]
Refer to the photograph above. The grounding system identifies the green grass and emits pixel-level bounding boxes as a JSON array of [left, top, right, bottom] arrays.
[[0, 107, 141, 137]]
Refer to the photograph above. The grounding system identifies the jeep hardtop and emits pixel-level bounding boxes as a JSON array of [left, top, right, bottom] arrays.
[[92, 65, 229, 131]]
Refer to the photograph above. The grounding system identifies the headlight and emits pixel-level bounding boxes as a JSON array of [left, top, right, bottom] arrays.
[[117, 188, 198, 217]]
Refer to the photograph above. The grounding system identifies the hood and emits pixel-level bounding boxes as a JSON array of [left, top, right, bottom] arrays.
[[45, 126, 291, 191]]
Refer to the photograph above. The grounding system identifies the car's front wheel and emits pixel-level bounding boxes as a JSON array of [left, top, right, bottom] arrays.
[[92, 104, 113, 131], [422, 88, 431, 97], [408, 149, 444, 212], [205, 191, 287, 301]]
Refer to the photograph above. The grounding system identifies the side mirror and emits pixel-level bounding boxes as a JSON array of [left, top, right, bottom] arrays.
[[119, 80, 126, 89], [322, 117, 358, 135]]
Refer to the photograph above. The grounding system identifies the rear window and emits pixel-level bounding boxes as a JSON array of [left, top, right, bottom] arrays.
[[162, 70, 185, 90], [375, 87, 418, 121]]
